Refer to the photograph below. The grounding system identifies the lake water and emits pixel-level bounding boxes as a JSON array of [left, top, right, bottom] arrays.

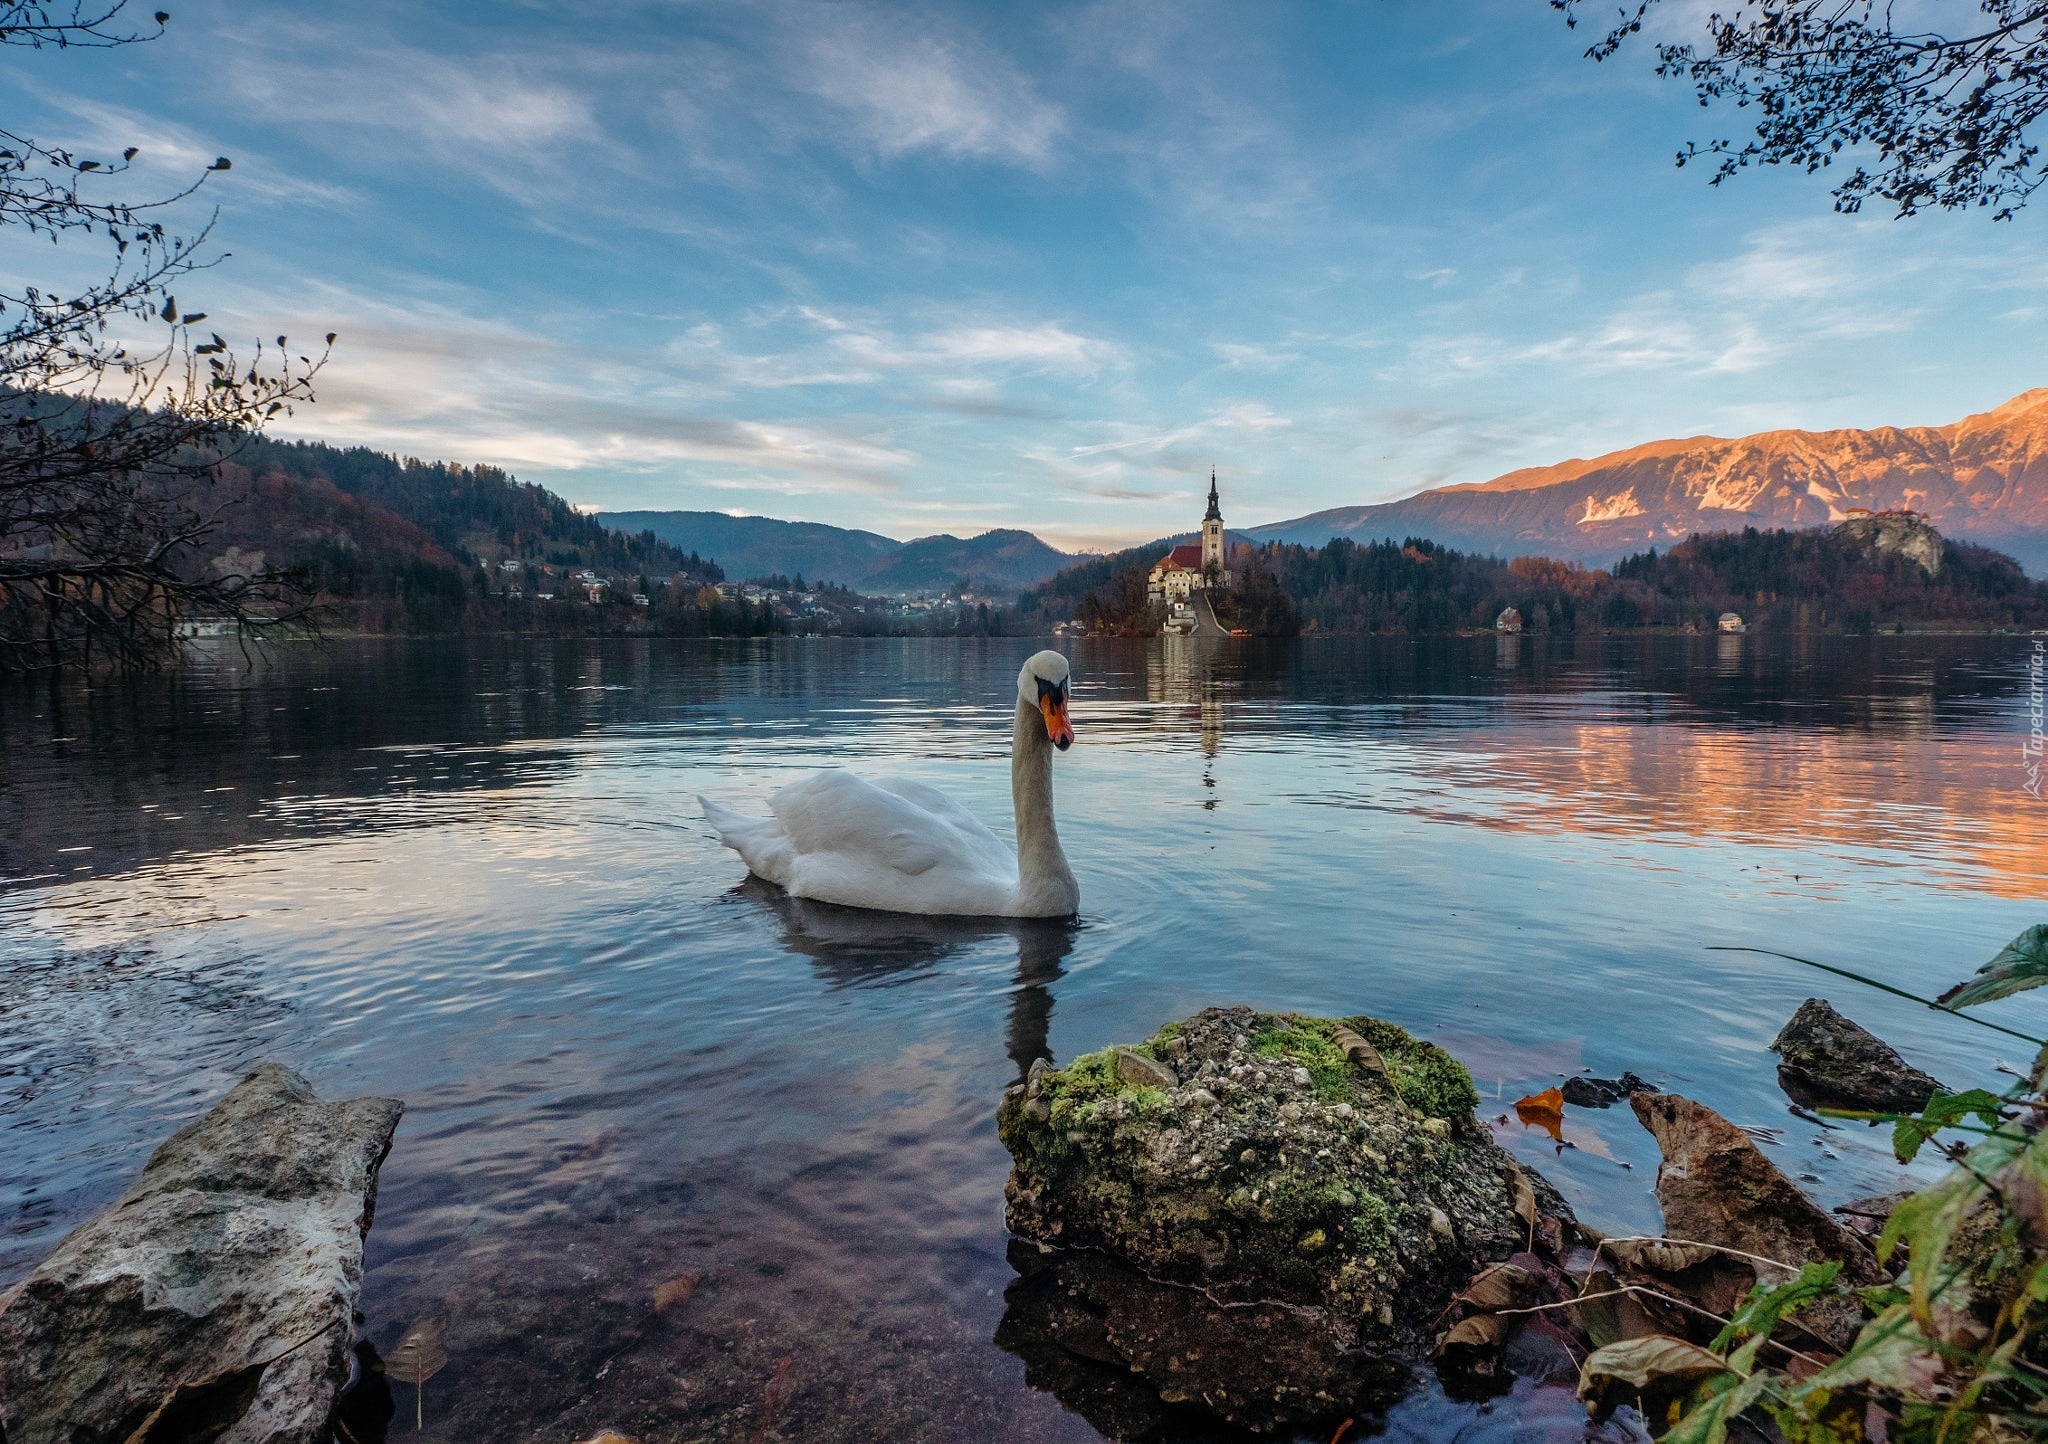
[[2, 634, 2043, 1442]]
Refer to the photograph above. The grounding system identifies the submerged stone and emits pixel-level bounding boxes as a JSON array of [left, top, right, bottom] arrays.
[[1770, 997, 1945, 1114], [0, 1063, 403, 1444], [996, 1005, 1573, 1433]]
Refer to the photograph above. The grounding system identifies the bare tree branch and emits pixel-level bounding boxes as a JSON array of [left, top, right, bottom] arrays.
[[0, 0, 331, 672], [1555, 0, 2048, 218]]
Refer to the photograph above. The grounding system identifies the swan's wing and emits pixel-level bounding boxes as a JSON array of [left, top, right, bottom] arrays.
[[700, 794, 796, 886], [872, 777, 1004, 841], [871, 777, 1014, 871], [767, 770, 951, 877]]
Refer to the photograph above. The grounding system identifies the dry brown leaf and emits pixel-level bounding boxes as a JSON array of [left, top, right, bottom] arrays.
[[1456, 1262, 1537, 1313], [653, 1273, 700, 1314], [1568, 1268, 1627, 1348], [1329, 1025, 1386, 1074], [1620, 1240, 1720, 1273], [1436, 1312, 1505, 1355], [1575, 1334, 1730, 1412], [386, 1318, 447, 1386], [1602, 1236, 1719, 1271], [574, 1433, 642, 1444], [384, 1317, 448, 1433], [1505, 1161, 1538, 1236]]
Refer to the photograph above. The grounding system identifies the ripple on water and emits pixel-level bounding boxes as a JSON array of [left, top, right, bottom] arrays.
[[0, 634, 2041, 1440]]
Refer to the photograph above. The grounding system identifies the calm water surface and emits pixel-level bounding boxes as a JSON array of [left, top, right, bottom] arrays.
[[2, 634, 2043, 1442]]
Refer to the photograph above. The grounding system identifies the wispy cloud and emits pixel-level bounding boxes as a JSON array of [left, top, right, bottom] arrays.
[[789, 4, 1064, 167]]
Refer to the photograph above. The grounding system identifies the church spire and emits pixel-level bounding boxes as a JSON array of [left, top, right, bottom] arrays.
[[1203, 467, 1222, 523]]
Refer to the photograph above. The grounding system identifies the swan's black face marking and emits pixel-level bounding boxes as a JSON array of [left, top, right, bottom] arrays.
[[1035, 676, 1073, 751]]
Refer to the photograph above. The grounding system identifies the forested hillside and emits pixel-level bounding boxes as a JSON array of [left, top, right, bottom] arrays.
[[200, 437, 729, 634], [237, 440, 717, 581], [1022, 521, 2048, 635]]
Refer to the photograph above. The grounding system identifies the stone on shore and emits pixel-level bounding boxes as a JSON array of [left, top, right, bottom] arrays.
[[1559, 1072, 1657, 1109], [0, 1062, 403, 1444], [1630, 1091, 1884, 1349], [997, 1006, 1573, 1431], [1770, 997, 1945, 1114]]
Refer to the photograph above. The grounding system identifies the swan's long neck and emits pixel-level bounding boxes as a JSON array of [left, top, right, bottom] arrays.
[[1012, 698, 1078, 916]]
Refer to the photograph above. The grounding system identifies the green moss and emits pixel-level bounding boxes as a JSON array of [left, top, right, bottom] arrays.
[[1348, 1192, 1395, 1256], [1036, 1045, 1177, 1128], [1342, 1016, 1478, 1120], [1262, 1169, 1353, 1225], [1250, 1017, 1355, 1102], [1128, 1086, 1169, 1116], [1133, 1019, 1185, 1062]]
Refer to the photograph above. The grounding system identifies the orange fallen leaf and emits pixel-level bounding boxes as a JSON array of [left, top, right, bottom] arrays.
[[1513, 1086, 1565, 1141], [653, 1273, 700, 1314]]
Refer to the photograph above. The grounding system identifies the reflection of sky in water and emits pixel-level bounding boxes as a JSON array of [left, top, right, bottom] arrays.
[[0, 634, 2042, 1439]]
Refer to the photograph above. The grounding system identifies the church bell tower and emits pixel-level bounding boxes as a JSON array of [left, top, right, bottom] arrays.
[[1201, 468, 1225, 583]]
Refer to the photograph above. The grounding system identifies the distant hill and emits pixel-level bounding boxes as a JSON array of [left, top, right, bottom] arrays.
[[597, 510, 1083, 594], [861, 529, 1076, 594], [597, 510, 898, 588], [1251, 389, 2048, 575]]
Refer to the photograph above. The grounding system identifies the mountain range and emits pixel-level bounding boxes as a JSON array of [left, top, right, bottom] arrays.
[[1252, 389, 2048, 575], [596, 510, 1083, 594]]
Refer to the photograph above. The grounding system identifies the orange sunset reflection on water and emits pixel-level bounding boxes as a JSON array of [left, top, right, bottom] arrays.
[[1395, 718, 2043, 900]]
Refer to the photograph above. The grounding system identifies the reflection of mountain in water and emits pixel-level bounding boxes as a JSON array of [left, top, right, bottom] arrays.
[[731, 877, 1078, 1078]]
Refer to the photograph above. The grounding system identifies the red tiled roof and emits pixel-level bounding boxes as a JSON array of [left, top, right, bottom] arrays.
[[1160, 544, 1204, 569]]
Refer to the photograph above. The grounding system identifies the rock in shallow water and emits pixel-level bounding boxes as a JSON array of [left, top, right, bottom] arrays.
[[1559, 1072, 1657, 1109], [1630, 1090, 1883, 1349], [1770, 996, 1945, 1114], [997, 1005, 1574, 1432], [0, 1062, 403, 1444]]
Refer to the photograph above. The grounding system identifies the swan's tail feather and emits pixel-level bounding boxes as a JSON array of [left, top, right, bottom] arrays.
[[698, 794, 795, 885], [699, 793, 749, 839]]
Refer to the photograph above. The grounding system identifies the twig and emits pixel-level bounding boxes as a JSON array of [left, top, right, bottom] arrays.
[[1492, 1284, 1830, 1369], [1706, 947, 2047, 1045]]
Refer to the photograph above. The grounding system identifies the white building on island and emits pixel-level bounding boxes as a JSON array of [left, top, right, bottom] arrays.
[[1147, 471, 1233, 603]]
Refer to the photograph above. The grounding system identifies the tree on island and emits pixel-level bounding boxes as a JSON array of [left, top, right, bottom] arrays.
[[1561, 0, 2048, 217], [0, 1, 327, 673]]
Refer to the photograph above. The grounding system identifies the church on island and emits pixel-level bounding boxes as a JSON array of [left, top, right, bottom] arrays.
[[1146, 470, 1233, 604]]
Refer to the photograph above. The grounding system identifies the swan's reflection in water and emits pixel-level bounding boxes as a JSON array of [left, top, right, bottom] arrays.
[[732, 876, 1078, 1079]]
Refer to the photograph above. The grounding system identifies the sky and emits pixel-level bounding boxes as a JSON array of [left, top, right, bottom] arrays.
[[7, 0, 2048, 553]]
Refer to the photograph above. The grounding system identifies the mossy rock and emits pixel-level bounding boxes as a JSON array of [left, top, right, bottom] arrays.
[[998, 1005, 1569, 1369]]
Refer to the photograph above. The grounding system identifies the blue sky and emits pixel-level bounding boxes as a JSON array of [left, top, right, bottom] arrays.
[[9, 0, 2048, 552]]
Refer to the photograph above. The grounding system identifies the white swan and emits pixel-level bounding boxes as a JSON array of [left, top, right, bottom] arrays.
[[700, 650, 1080, 918]]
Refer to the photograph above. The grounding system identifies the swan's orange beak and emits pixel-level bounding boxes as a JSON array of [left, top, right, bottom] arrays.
[[1040, 692, 1073, 751]]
